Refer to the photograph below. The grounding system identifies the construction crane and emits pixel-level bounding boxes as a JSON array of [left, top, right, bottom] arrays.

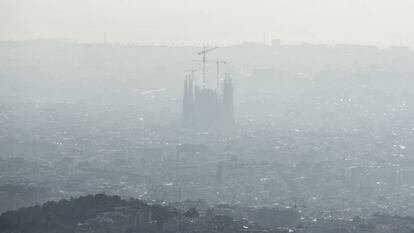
[[215, 59, 226, 94], [192, 58, 226, 93], [198, 46, 218, 87]]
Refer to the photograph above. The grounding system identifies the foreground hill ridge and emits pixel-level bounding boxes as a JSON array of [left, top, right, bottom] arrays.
[[0, 193, 291, 233], [2, 194, 414, 233]]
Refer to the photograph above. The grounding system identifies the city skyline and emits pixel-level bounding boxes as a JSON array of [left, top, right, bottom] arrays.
[[2, 0, 414, 47]]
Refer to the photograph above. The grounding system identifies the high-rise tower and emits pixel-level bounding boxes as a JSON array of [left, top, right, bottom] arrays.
[[221, 73, 235, 130], [182, 74, 194, 128], [181, 48, 235, 132], [181, 72, 235, 132]]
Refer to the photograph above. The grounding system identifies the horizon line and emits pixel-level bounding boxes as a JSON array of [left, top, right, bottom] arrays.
[[0, 38, 412, 50]]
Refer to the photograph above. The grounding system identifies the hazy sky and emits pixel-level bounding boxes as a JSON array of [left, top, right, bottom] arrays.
[[1, 0, 414, 46]]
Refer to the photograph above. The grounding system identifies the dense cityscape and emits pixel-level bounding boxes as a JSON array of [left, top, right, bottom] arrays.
[[2, 39, 414, 232]]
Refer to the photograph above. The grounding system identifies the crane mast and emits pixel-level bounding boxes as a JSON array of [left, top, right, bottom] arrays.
[[198, 46, 218, 88]]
